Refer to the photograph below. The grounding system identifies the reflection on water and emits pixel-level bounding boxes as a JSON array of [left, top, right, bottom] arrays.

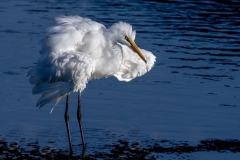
[[0, 0, 239, 159]]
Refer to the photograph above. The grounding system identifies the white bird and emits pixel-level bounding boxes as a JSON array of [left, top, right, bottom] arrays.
[[28, 16, 156, 153]]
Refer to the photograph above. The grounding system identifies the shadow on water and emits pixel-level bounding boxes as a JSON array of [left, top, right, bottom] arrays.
[[1, 138, 240, 159]]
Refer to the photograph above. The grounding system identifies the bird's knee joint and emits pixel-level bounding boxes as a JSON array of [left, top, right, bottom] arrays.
[[77, 113, 82, 118], [64, 114, 69, 120]]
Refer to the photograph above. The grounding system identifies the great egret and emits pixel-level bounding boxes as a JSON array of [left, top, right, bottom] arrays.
[[28, 16, 156, 153]]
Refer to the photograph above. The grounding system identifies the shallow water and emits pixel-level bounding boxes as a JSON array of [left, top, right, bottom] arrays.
[[0, 0, 240, 159]]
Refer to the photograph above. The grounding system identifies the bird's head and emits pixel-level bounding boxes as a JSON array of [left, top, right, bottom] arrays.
[[109, 22, 147, 63]]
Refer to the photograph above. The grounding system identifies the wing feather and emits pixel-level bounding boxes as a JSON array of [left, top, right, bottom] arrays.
[[28, 51, 95, 108], [41, 16, 106, 54]]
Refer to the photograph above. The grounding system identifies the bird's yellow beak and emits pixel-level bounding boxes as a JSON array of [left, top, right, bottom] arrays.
[[125, 37, 147, 63]]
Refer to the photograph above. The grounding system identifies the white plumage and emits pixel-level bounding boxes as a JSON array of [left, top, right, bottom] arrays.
[[28, 16, 156, 109], [28, 15, 156, 152]]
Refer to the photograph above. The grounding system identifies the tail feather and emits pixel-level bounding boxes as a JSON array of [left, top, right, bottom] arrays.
[[32, 82, 66, 94], [34, 82, 74, 108]]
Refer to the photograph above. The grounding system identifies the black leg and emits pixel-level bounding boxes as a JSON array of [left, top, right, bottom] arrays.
[[81, 145, 86, 158], [64, 94, 73, 154], [77, 91, 86, 149]]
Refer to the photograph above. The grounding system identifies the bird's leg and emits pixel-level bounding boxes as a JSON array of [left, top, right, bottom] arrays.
[[64, 94, 73, 154], [81, 145, 86, 158], [77, 91, 86, 149]]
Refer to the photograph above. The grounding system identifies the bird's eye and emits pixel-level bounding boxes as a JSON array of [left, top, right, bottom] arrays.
[[124, 36, 128, 40]]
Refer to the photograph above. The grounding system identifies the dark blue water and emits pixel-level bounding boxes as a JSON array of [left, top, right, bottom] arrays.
[[0, 0, 239, 159]]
